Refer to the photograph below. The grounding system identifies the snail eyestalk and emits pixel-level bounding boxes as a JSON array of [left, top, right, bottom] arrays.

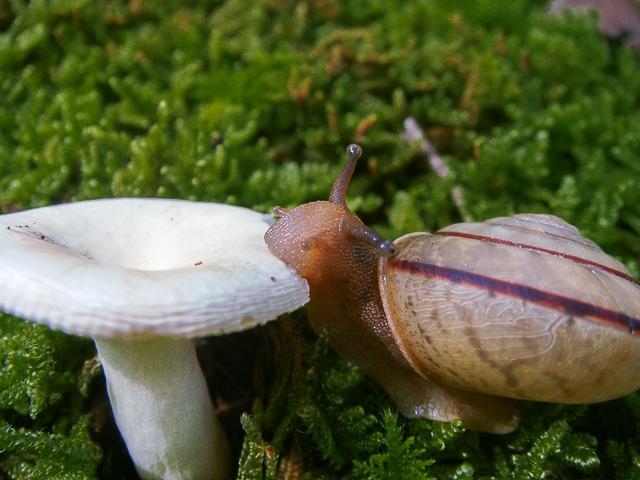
[[340, 218, 395, 258], [272, 206, 289, 218], [358, 227, 395, 258], [329, 144, 363, 205]]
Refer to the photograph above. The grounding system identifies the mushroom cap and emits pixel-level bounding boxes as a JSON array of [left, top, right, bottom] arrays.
[[0, 199, 309, 338]]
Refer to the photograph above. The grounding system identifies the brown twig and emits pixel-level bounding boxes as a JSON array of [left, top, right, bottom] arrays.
[[402, 117, 472, 221]]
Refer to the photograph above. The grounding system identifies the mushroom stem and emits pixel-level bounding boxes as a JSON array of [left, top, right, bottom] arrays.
[[95, 337, 230, 480]]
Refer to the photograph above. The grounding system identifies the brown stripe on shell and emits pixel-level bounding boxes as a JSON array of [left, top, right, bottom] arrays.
[[388, 258, 640, 334], [435, 231, 638, 285]]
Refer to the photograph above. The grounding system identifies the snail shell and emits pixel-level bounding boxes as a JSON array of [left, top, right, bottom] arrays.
[[382, 214, 640, 404], [265, 145, 640, 433]]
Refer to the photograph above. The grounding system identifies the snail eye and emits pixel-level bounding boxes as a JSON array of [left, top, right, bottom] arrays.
[[378, 240, 395, 258]]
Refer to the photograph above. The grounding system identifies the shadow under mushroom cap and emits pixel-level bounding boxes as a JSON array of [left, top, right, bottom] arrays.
[[0, 198, 309, 339]]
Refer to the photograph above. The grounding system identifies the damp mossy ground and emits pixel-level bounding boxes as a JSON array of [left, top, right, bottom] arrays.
[[1, 1, 640, 478]]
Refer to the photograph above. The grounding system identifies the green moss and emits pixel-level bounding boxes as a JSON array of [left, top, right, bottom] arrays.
[[239, 322, 638, 479], [1, 0, 640, 478], [0, 415, 102, 480], [0, 315, 100, 477], [352, 411, 436, 480]]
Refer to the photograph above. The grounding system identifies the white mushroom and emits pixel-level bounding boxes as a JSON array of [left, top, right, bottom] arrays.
[[0, 198, 309, 480]]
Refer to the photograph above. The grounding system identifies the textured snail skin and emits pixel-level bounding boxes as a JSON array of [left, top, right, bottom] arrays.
[[265, 147, 640, 433]]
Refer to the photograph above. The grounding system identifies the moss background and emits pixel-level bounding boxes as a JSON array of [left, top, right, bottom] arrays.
[[1, 0, 640, 478]]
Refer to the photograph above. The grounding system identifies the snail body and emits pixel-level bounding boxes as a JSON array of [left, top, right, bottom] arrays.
[[265, 145, 640, 433]]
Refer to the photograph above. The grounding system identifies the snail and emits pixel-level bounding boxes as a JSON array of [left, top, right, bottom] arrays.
[[264, 144, 640, 433]]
